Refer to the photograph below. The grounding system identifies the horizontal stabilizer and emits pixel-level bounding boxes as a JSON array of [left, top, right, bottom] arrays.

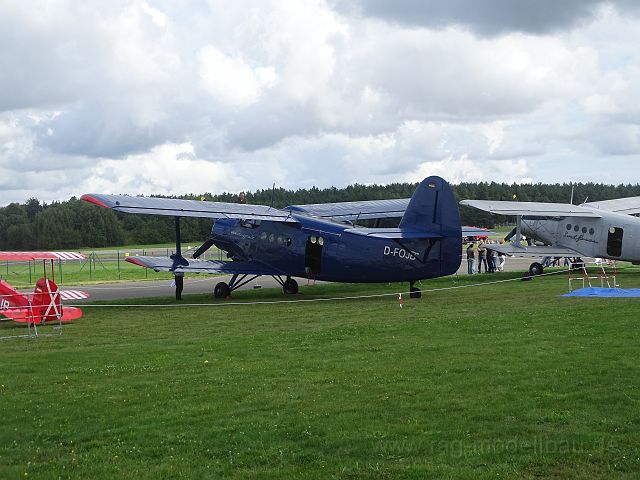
[[460, 200, 602, 218], [461, 226, 494, 237], [344, 227, 443, 239], [126, 256, 287, 276]]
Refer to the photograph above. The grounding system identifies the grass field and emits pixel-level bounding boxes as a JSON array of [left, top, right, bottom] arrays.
[[1, 270, 640, 478]]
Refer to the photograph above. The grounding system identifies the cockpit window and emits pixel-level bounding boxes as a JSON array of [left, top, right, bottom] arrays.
[[240, 219, 261, 229]]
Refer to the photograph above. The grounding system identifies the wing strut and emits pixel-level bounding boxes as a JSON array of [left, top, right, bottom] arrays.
[[171, 216, 189, 300], [514, 215, 523, 246]]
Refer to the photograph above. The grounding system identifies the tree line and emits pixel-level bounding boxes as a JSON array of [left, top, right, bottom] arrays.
[[1, 181, 638, 249]]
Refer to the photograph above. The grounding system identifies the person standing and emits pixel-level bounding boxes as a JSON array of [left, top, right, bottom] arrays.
[[477, 240, 487, 273], [496, 240, 506, 271], [486, 246, 495, 273], [174, 271, 184, 300], [466, 243, 475, 274]]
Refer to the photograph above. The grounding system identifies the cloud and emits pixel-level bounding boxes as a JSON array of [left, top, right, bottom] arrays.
[[0, 0, 639, 205], [337, 0, 637, 36]]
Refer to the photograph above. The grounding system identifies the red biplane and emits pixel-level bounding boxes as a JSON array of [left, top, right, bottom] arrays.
[[0, 252, 89, 325]]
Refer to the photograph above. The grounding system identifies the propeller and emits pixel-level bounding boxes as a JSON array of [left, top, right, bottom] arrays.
[[192, 237, 215, 259]]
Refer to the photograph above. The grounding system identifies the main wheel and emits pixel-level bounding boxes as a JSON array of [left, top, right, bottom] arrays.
[[214, 282, 230, 298], [409, 286, 422, 299], [283, 278, 299, 294], [529, 262, 544, 276]]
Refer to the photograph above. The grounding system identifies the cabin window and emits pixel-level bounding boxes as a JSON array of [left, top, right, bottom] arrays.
[[582, 227, 587, 233], [566, 224, 572, 230], [574, 225, 579, 232], [589, 228, 595, 235]]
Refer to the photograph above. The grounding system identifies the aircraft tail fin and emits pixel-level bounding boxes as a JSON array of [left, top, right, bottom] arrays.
[[400, 176, 461, 233], [399, 176, 462, 275]]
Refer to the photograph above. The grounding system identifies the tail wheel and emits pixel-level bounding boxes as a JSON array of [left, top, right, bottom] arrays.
[[283, 278, 299, 295], [529, 262, 544, 276], [214, 282, 230, 298]]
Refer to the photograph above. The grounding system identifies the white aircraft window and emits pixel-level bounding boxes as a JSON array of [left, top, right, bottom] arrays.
[[310, 236, 317, 243], [286, 237, 292, 246], [269, 234, 275, 242], [318, 237, 324, 246], [609, 227, 615, 234], [260, 232, 267, 240]]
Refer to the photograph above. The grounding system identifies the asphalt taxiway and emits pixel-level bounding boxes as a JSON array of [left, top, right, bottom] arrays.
[[70, 257, 540, 301]]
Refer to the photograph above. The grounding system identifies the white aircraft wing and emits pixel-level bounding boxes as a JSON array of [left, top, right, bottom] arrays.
[[127, 257, 287, 275], [487, 243, 581, 258], [287, 198, 410, 221], [82, 194, 298, 223], [583, 196, 640, 215], [460, 200, 602, 218]]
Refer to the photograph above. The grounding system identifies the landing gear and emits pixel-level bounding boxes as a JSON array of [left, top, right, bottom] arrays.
[[409, 282, 422, 299], [214, 282, 230, 298], [529, 262, 544, 276], [283, 277, 299, 294]]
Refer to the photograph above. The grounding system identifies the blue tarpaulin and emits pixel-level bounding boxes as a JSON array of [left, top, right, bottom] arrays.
[[564, 287, 640, 298]]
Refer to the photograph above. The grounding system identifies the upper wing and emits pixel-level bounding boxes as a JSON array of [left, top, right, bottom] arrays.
[[583, 196, 640, 215], [487, 243, 581, 258], [0, 251, 86, 261], [126, 256, 288, 276], [82, 194, 298, 223], [287, 198, 409, 221], [460, 200, 602, 218]]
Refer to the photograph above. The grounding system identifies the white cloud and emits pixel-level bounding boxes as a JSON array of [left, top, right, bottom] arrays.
[[197, 45, 277, 107], [0, 0, 639, 205], [409, 157, 532, 184]]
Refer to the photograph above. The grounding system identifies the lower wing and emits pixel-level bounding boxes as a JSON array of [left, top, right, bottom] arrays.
[[126, 257, 288, 276], [487, 243, 581, 258]]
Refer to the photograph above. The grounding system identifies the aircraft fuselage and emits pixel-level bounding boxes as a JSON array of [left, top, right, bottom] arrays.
[[521, 210, 640, 262], [211, 214, 462, 283]]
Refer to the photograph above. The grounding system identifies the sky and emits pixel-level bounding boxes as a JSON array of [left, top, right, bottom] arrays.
[[1, 0, 640, 205]]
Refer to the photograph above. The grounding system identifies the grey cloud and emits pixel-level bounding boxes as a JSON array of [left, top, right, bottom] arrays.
[[36, 103, 175, 158], [337, 0, 620, 36]]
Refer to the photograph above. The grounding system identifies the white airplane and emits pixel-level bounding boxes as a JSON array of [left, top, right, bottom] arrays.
[[460, 196, 640, 275]]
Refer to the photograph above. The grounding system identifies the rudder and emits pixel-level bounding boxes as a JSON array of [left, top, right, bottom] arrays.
[[399, 176, 462, 275]]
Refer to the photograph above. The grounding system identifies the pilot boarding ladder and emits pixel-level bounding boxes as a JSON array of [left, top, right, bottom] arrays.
[[0, 291, 63, 340], [568, 260, 618, 292]]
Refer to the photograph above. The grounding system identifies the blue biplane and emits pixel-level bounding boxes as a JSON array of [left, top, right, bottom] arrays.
[[83, 176, 478, 298]]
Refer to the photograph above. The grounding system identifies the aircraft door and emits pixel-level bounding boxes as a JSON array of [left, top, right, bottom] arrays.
[[305, 235, 324, 275], [606, 226, 624, 257]]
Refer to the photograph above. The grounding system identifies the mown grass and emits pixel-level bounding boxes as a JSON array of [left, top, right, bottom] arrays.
[[1, 270, 639, 479]]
